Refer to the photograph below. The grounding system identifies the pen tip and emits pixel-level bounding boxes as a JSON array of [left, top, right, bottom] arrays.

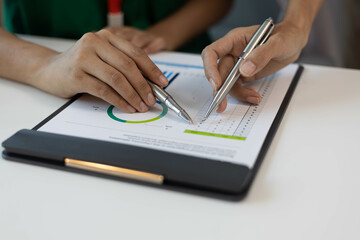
[[187, 117, 194, 125], [179, 111, 193, 125], [181, 111, 194, 124], [202, 112, 210, 122]]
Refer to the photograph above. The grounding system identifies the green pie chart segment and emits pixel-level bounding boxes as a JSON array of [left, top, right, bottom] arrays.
[[107, 103, 168, 123]]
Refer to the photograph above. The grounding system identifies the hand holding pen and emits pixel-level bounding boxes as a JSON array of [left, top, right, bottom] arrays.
[[201, 17, 308, 119], [202, 18, 274, 120]]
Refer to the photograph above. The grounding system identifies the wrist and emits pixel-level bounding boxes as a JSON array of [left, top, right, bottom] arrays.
[[278, 19, 310, 49], [282, 15, 313, 37], [31, 50, 59, 91], [281, 0, 324, 43]]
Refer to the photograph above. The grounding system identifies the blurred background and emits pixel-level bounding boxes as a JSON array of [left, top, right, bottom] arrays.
[[1, 0, 359, 69], [209, 0, 360, 69]]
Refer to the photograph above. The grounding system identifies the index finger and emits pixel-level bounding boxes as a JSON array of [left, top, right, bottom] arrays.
[[201, 27, 253, 89], [103, 30, 168, 87], [201, 36, 234, 89]]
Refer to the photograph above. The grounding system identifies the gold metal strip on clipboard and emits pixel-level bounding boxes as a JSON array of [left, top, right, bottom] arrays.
[[65, 158, 164, 184]]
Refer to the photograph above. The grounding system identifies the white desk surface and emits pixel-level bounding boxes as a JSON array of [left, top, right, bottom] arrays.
[[1, 36, 360, 240]]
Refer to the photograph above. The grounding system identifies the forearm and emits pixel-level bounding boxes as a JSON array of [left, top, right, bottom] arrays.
[[282, 0, 324, 41], [147, 0, 232, 50], [0, 28, 57, 87]]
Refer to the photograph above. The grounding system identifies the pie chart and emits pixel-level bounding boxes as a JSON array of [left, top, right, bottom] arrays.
[[107, 102, 168, 123]]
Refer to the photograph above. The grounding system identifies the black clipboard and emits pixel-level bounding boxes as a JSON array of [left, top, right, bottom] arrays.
[[2, 65, 303, 200]]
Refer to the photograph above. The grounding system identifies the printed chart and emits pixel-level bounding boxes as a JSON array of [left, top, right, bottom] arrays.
[[107, 102, 168, 124], [186, 74, 275, 140], [105, 59, 277, 141]]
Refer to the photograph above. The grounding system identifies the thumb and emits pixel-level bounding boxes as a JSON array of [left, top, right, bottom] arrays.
[[239, 39, 277, 78]]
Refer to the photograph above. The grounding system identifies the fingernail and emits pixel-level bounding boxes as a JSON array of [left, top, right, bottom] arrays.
[[246, 96, 260, 104], [148, 93, 156, 105], [209, 78, 217, 90], [240, 60, 256, 76], [127, 105, 136, 113], [159, 75, 168, 86], [140, 101, 148, 112]]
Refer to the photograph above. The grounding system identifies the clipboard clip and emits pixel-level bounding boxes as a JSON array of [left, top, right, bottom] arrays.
[[65, 158, 164, 184]]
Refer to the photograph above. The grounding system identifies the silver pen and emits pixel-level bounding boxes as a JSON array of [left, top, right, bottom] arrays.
[[146, 79, 193, 124], [203, 17, 275, 121]]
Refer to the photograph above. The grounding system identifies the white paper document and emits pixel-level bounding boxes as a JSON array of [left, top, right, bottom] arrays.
[[39, 52, 298, 168]]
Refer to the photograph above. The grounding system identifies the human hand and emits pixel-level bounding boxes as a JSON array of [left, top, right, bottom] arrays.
[[37, 29, 168, 113], [106, 26, 167, 54], [201, 21, 308, 113]]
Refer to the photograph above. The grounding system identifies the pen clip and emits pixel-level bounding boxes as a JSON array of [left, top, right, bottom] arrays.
[[257, 23, 275, 47], [242, 18, 274, 57]]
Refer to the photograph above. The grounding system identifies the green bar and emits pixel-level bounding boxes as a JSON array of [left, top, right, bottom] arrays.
[[184, 130, 246, 140]]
